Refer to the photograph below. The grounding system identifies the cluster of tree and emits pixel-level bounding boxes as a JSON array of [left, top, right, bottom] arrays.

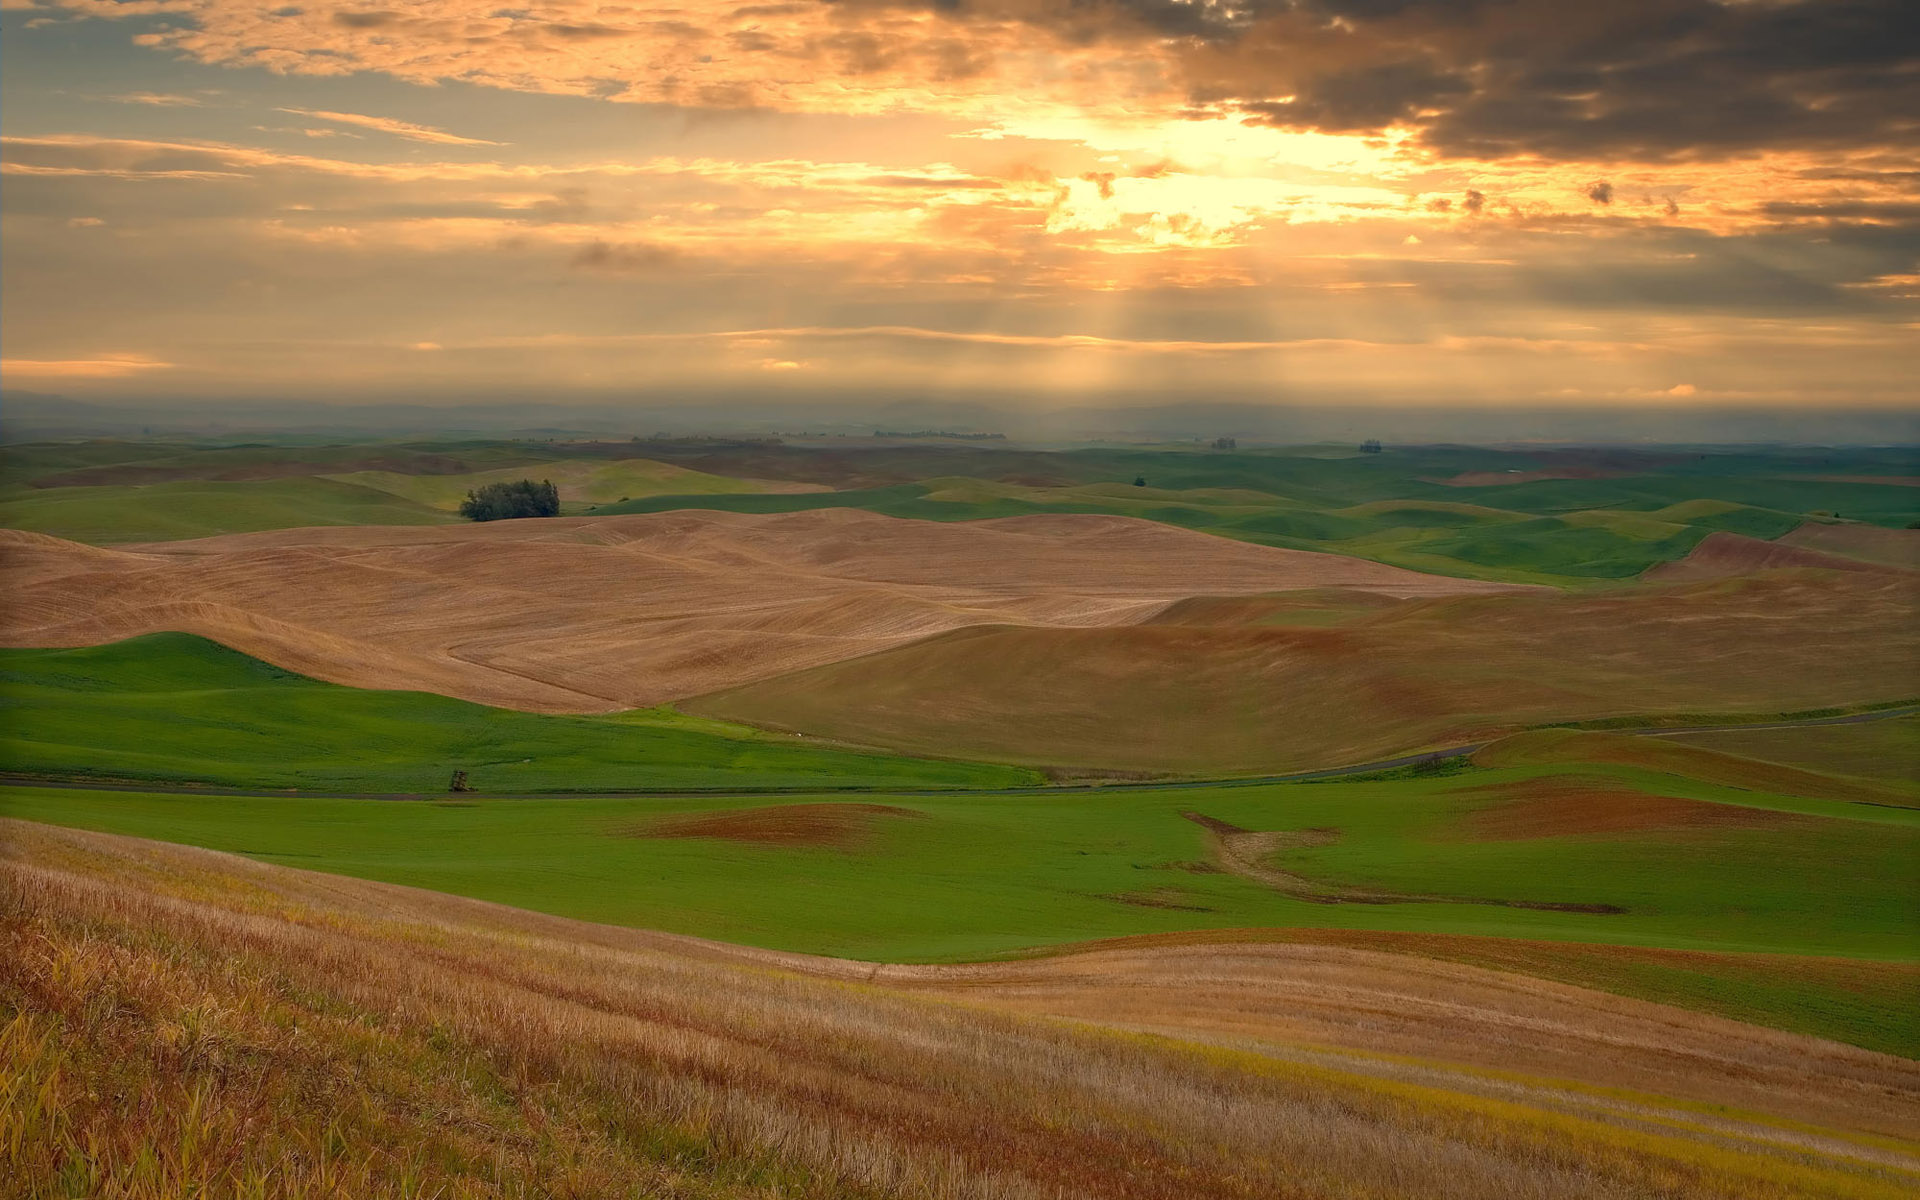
[[871, 430, 1007, 439], [1211, 436, 1237, 450], [626, 434, 785, 446], [459, 479, 560, 522], [1360, 439, 1384, 454]]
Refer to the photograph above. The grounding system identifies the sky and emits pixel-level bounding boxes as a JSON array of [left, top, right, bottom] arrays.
[[1, 0, 1916, 430]]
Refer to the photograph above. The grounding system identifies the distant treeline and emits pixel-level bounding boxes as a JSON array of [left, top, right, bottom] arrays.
[[628, 435, 785, 446], [872, 430, 1006, 440]]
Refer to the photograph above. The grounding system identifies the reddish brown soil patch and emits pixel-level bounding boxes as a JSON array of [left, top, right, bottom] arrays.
[[1779, 521, 1920, 569], [1645, 531, 1899, 582], [1455, 776, 1809, 841], [639, 802, 924, 849]]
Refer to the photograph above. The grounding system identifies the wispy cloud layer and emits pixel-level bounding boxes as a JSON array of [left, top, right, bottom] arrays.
[[275, 108, 504, 146], [1, 0, 1914, 411]]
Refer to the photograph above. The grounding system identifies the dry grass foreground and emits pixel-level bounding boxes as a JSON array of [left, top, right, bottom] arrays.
[[0, 509, 1516, 713], [4, 820, 1917, 1200], [693, 567, 1920, 774]]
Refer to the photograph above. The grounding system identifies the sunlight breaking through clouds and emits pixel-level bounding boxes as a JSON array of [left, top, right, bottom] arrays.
[[1, 0, 1915, 408]]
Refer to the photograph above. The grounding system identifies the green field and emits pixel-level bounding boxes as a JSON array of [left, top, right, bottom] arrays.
[[9, 439, 1913, 586], [6, 738, 1916, 1051], [0, 476, 459, 544], [0, 635, 1039, 792], [592, 445, 1915, 586]]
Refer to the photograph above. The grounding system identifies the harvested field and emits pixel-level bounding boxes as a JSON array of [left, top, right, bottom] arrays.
[[6, 819, 1917, 1199], [1644, 529, 1904, 581], [1779, 521, 1920, 569], [1001, 924, 1920, 1061], [641, 802, 924, 849], [1452, 776, 1810, 840], [0, 509, 1515, 713], [694, 568, 1920, 774]]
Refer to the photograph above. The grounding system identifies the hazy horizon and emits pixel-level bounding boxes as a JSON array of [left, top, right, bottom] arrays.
[[6, 390, 1919, 448]]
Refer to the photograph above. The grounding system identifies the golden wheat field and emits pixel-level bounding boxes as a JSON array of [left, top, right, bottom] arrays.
[[693, 566, 1920, 773], [0, 510, 1518, 713], [4, 819, 1916, 1200]]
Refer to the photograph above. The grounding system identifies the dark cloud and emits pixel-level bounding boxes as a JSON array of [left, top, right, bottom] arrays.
[[1124, 0, 1918, 159], [330, 11, 400, 29], [1586, 180, 1614, 205], [1463, 189, 1485, 214], [1241, 59, 1469, 133], [570, 240, 680, 271], [544, 23, 631, 41], [1760, 201, 1920, 223]]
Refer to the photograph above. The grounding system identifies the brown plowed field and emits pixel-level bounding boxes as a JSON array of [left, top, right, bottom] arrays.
[[0, 509, 1515, 713], [1645, 529, 1905, 581], [1779, 520, 1920, 568], [693, 568, 1920, 772], [1450, 776, 1812, 840], [639, 802, 924, 848]]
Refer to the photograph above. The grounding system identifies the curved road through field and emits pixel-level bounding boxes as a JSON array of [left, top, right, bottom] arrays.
[[4, 703, 1913, 802]]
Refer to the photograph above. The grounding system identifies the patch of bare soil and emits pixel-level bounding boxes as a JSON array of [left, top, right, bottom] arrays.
[[1645, 530, 1902, 581], [1779, 520, 1920, 569], [1453, 776, 1810, 841], [638, 802, 924, 849]]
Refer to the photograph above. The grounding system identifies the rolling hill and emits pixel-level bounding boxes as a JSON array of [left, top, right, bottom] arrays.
[[0, 509, 1519, 713], [6, 820, 1914, 1198], [690, 567, 1920, 774]]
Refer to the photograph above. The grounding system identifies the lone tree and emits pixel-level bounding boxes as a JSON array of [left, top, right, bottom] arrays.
[[459, 479, 560, 521], [1360, 438, 1383, 454]]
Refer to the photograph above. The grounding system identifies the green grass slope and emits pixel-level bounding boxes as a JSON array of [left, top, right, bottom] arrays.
[[5, 753, 1914, 1051], [0, 635, 1039, 792], [0, 477, 458, 544], [1474, 728, 1916, 807], [1666, 715, 1920, 784]]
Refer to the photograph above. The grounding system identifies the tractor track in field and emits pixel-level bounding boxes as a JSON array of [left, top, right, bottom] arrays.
[[4, 704, 1913, 803]]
